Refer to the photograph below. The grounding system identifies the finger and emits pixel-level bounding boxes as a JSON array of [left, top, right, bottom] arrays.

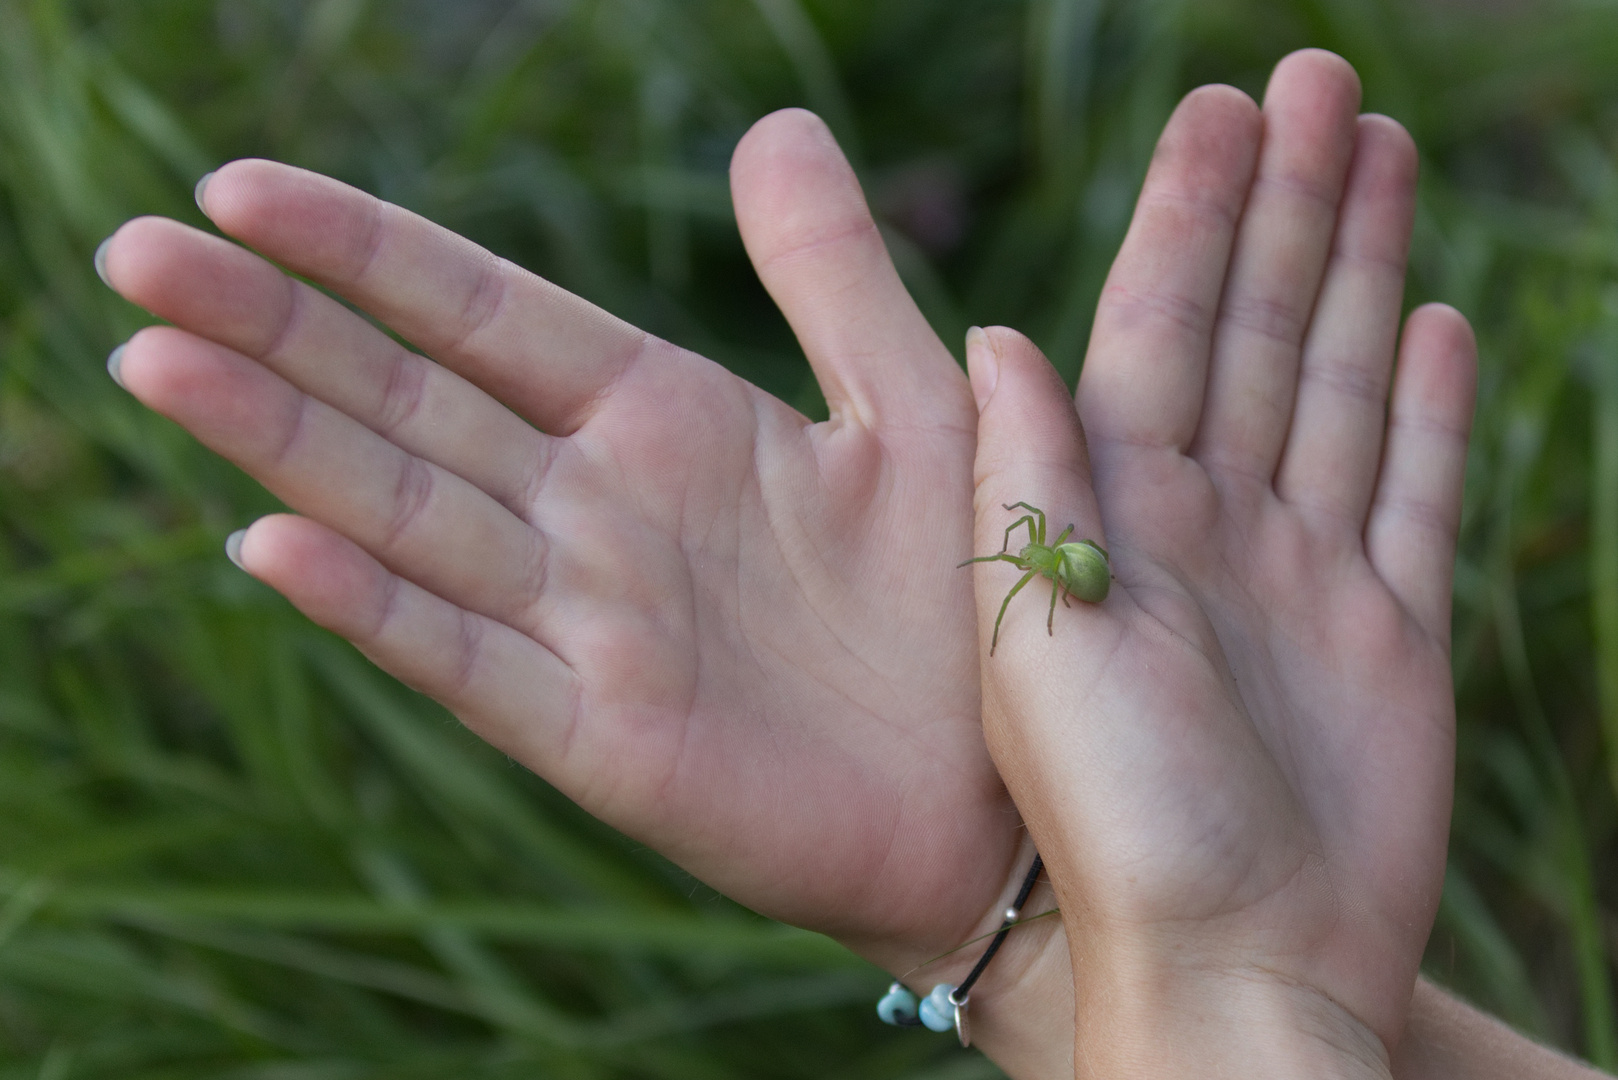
[[120, 326, 551, 631], [102, 217, 547, 514], [731, 109, 972, 430], [197, 159, 649, 435], [1077, 84, 1261, 452], [1275, 116, 1418, 526], [234, 514, 577, 768], [1192, 49, 1362, 487], [968, 326, 1107, 659], [1365, 305, 1477, 642]]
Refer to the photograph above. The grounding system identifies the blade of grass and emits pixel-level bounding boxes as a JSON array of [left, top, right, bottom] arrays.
[[1595, 291, 1618, 812], [0, 878, 849, 964]]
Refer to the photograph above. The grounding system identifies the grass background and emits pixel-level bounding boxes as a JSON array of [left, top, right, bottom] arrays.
[[1, 0, 1617, 1075]]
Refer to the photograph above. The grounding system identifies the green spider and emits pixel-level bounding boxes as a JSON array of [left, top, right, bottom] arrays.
[[959, 502, 1110, 655]]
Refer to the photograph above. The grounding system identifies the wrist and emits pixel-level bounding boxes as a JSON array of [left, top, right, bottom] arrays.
[[1073, 937, 1394, 1080], [956, 882, 1072, 1080], [880, 834, 1075, 1080]]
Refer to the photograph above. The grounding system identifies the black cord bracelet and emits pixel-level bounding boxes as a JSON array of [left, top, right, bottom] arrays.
[[875, 853, 1046, 1047]]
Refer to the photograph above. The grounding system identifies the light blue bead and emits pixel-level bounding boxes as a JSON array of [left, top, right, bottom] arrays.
[[876, 982, 919, 1026], [918, 983, 956, 1033]]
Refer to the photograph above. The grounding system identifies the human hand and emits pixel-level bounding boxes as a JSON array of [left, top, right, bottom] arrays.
[[95, 111, 1030, 987], [964, 50, 1476, 1076]]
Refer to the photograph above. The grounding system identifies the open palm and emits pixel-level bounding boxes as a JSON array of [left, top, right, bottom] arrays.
[[101, 110, 1010, 973], [968, 52, 1476, 1061]]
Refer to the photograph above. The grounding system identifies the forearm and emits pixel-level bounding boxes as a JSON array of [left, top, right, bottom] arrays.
[[1066, 931, 1394, 1080], [977, 941, 1611, 1080], [955, 890, 1392, 1080], [1392, 979, 1612, 1080]]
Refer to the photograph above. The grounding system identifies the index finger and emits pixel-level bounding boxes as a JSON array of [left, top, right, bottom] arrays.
[[1076, 85, 1261, 455], [198, 160, 651, 435]]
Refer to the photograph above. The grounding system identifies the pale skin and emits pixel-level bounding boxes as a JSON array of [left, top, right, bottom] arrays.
[[96, 46, 1605, 1080]]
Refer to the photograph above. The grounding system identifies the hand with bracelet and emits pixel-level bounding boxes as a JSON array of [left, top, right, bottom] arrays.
[[95, 42, 1603, 1079]]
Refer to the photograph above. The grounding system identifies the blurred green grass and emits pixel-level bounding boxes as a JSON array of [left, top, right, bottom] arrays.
[[2, 0, 1618, 1074]]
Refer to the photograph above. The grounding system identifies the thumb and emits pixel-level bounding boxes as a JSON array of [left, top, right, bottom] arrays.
[[731, 110, 970, 430], [965, 326, 1109, 662]]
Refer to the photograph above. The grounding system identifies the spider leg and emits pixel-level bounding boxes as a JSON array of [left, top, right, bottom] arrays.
[[1001, 515, 1036, 553], [1047, 573, 1063, 634], [1002, 502, 1047, 545], [1053, 524, 1074, 546], [958, 553, 1029, 569], [991, 569, 1040, 655]]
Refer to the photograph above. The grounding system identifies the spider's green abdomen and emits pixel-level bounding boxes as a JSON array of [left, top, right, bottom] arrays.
[[1055, 540, 1110, 602], [1015, 539, 1109, 602]]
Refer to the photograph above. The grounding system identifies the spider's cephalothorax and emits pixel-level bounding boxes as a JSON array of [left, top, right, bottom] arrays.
[[959, 502, 1109, 654]]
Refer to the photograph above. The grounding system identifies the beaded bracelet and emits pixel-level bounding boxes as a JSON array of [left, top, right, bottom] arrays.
[[875, 853, 1044, 1048]]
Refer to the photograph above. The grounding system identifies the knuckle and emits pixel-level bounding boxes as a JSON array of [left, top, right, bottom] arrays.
[[444, 253, 510, 356], [1299, 355, 1386, 408], [1219, 293, 1306, 348], [269, 392, 313, 468], [1100, 281, 1215, 339], [376, 350, 431, 437], [380, 456, 435, 551]]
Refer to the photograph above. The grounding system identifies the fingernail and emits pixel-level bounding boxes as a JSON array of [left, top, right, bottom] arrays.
[[225, 529, 248, 571], [966, 326, 997, 411], [106, 343, 127, 389], [93, 236, 113, 287], [194, 171, 215, 216]]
